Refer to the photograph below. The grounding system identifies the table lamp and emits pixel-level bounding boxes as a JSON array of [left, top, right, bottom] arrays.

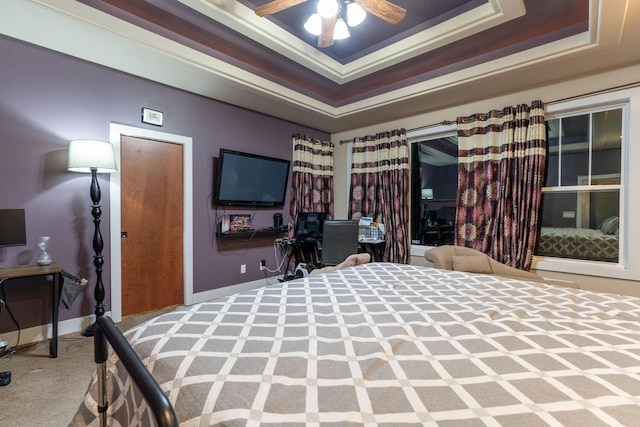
[[68, 139, 117, 337]]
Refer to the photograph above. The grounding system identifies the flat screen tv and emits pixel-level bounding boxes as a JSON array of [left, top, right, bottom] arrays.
[[213, 149, 291, 207], [0, 209, 27, 248]]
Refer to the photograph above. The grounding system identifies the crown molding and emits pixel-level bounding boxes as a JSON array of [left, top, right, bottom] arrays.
[[178, 0, 526, 83], [2, 0, 637, 133]]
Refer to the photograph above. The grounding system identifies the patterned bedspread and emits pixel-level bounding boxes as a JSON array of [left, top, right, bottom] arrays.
[[538, 227, 619, 262], [72, 263, 640, 426]]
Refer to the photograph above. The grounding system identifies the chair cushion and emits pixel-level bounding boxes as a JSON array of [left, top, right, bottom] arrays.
[[451, 255, 493, 274], [424, 245, 577, 288]]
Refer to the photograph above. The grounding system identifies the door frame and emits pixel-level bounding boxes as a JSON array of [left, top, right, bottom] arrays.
[[109, 123, 194, 322]]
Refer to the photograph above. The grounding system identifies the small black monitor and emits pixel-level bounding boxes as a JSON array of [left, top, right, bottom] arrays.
[[295, 212, 325, 241], [0, 209, 27, 248]]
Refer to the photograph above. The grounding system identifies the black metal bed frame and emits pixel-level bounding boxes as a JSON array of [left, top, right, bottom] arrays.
[[94, 315, 178, 427]]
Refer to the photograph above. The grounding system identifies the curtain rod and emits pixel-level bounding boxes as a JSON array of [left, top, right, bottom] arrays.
[[339, 80, 640, 145], [546, 80, 640, 105], [339, 120, 454, 144]]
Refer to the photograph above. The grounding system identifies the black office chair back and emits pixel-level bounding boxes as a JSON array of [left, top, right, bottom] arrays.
[[321, 220, 360, 266]]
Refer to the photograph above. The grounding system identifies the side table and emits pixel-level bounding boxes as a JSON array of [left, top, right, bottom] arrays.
[[0, 263, 62, 358]]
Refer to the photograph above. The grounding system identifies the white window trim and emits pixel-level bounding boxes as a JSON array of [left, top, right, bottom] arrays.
[[532, 88, 640, 281]]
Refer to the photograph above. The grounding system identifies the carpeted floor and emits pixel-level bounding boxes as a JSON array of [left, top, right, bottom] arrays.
[[0, 308, 175, 426]]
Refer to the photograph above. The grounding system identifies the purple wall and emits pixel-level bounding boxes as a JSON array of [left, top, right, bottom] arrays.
[[0, 36, 329, 334]]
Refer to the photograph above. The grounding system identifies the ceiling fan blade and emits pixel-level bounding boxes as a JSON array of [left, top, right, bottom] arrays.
[[318, 15, 337, 48], [254, 0, 308, 17], [354, 0, 406, 24]]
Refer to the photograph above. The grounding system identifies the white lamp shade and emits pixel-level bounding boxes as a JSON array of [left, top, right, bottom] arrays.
[[347, 2, 366, 26], [304, 13, 322, 35], [421, 188, 434, 200], [333, 18, 350, 40], [68, 139, 117, 173], [317, 0, 338, 19]]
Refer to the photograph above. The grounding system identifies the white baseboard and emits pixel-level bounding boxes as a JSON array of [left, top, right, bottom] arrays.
[[1, 312, 103, 349], [191, 277, 274, 304], [1, 277, 277, 348]]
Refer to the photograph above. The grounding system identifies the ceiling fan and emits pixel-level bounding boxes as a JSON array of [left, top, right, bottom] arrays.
[[254, 0, 407, 48]]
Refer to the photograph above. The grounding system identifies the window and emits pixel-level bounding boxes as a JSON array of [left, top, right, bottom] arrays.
[[409, 127, 458, 248], [408, 89, 637, 280], [535, 106, 623, 264]]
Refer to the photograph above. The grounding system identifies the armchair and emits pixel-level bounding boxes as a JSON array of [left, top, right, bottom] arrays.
[[424, 245, 578, 288]]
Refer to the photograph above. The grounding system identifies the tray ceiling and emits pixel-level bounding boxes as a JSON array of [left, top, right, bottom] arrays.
[[2, 0, 639, 132]]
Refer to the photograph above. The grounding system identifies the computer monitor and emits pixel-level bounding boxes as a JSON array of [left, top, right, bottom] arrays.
[[0, 209, 26, 248], [295, 212, 325, 241]]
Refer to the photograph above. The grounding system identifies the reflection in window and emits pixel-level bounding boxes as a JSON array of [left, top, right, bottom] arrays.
[[592, 110, 622, 178], [411, 136, 458, 246], [536, 107, 623, 263], [538, 190, 620, 262]]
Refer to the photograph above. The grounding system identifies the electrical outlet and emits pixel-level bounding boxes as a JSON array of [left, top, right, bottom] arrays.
[[260, 259, 266, 270], [240, 264, 246, 274]]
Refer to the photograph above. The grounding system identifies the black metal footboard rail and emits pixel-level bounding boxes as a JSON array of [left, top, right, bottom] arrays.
[[95, 315, 178, 427]]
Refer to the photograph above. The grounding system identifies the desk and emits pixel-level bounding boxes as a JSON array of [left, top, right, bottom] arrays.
[[0, 263, 62, 358]]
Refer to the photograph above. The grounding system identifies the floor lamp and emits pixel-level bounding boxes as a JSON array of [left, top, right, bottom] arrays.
[[68, 140, 117, 337]]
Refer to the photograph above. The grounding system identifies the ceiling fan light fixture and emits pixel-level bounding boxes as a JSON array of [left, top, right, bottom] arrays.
[[317, 0, 339, 19], [346, 2, 366, 27], [304, 13, 322, 35], [333, 17, 350, 39]]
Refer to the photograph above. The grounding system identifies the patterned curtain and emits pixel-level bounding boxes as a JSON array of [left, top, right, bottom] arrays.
[[349, 129, 410, 264], [288, 134, 334, 236], [455, 100, 546, 270]]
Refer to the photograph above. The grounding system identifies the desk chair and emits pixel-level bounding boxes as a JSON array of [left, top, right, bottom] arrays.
[[320, 220, 360, 266]]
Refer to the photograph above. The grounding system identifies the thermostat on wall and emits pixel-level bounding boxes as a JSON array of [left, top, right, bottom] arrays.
[[141, 107, 164, 126]]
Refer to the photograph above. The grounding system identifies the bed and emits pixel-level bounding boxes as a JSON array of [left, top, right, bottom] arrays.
[[537, 226, 619, 262], [72, 262, 640, 426]]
